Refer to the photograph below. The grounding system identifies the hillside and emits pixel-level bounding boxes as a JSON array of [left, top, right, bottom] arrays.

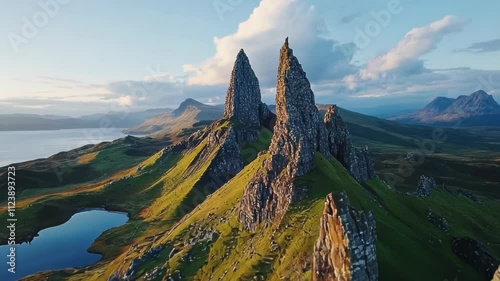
[[390, 90, 500, 126], [123, 99, 223, 138], [6, 40, 500, 281], [0, 108, 170, 131]]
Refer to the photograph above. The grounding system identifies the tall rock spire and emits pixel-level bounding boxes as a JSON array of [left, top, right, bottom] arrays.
[[239, 39, 331, 231], [224, 49, 262, 128], [269, 38, 331, 175], [312, 193, 378, 281]]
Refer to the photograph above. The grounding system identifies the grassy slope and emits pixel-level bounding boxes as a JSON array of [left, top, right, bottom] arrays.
[[22, 125, 273, 281], [119, 152, 500, 281], [0, 136, 169, 203], [9, 111, 499, 281], [336, 107, 500, 198]]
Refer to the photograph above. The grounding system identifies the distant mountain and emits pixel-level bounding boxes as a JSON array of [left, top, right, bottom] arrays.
[[390, 90, 500, 126], [0, 108, 171, 131], [123, 99, 224, 138]]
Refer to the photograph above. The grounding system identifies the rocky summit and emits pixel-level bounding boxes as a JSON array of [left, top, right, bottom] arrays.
[[239, 38, 332, 231], [224, 49, 262, 128], [239, 38, 375, 232], [312, 193, 378, 281]]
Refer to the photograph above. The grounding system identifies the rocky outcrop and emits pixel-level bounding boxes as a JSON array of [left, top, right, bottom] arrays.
[[457, 189, 481, 203], [198, 126, 244, 189], [492, 266, 500, 281], [239, 38, 376, 232], [427, 209, 449, 232], [324, 105, 375, 182], [313, 193, 378, 281], [415, 175, 437, 197], [239, 38, 331, 231], [224, 49, 262, 128], [451, 238, 498, 279]]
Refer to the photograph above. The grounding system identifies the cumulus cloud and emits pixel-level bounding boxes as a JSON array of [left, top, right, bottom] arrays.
[[184, 0, 357, 87], [454, 38, 500, 53], [351, 15, 468, 82]]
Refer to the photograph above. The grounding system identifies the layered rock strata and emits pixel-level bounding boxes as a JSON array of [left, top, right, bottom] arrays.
[[239, 39, 376, 231], [312, 193, 378, 281], [239, 38, 331, 231]]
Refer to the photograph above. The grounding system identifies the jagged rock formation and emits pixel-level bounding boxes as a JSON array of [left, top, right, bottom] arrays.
[[452, 238, 498, 279], [195, 126, 243, 193], [427, 209, 449, 232], [492, 266, 500, 281], [193, 50, 276, 189], [224, 49, 262, 128], [239, 38, 375, 231], [410, 175, 437, 197], [109, 49, 268, 281], [324, 105, 375, 182], [239, 38, 331, 231], [312, 193, 378, 281]]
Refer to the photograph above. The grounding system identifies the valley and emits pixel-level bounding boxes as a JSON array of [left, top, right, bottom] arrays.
[[1, 40, 499, 281]]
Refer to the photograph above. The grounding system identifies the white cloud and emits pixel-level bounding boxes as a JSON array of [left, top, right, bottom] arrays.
[[117, 95, 133, 106], [184, 0, 356, 87], [352, 15, 468, 82]]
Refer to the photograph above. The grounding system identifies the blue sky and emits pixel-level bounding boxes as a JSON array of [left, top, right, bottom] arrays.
[[1, 0, 499, 116]]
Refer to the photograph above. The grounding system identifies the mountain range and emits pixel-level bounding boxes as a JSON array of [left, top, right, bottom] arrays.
[[390, 90, 500, 126], [122, 99, 223, 138], [0, 108, 171, 131], [3, 39, 500, 281]]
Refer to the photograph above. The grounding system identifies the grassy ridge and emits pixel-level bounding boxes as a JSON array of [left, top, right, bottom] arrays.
[[125, 153, 500, 281]]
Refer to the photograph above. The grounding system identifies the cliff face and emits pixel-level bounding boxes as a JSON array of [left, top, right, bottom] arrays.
[[493, 266, 500, 281], [324, 105, 375, 182], [238, 39, 376, 232], [224, 49, 262, 128], [270, 38, 331, 177], [239, 39, 331, 231], [416, 175, 437, 197], [313, 193, 378, 281]]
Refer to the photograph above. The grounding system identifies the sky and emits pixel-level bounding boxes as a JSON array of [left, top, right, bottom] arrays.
[[1, 0, 499, 116]]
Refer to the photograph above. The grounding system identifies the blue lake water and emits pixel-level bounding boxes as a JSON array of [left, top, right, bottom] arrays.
[[0, 128, 128, 167], [0, 210, 128, 281]]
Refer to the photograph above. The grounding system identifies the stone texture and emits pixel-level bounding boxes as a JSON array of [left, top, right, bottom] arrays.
[[239, 38, 332, 231], [492, 266, 500, 281], [239, 39, 376, 232], [224, 49, 262, 128], [416, 175, 437, 197], [451, 237, 498, 279], [312, 193, 378, 281], [427, 209, 449, 232], [324, 105, 375, 182], [200, 126, 244, 189]]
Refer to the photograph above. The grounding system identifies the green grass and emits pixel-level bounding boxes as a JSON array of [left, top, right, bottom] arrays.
[[240, 127, 273, 165], [128, 152, 500, 281], [6, 111, 500, 281]]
